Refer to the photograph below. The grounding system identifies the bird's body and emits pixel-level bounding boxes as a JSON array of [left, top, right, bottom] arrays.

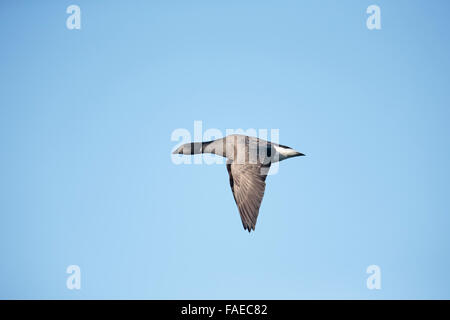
[[173, 134, 304, 232]]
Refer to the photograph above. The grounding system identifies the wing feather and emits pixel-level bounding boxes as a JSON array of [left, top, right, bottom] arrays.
[[226, 162, 270, 232]]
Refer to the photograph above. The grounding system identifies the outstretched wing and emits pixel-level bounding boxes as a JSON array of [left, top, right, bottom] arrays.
[[226, 162, 271, 232]]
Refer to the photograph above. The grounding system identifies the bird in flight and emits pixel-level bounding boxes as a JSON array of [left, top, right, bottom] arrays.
[[173, 134, 304, 232]]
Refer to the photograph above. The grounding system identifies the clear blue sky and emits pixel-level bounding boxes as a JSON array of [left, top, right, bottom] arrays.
[[1, 0, 449, 299]]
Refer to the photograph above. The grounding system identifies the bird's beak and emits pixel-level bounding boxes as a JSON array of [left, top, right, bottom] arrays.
[[294, 151, 305, 157]]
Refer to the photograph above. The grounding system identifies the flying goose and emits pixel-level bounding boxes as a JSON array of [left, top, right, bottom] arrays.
[[173, 134, 304, 232]]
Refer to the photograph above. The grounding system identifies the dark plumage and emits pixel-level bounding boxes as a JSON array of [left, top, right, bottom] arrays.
[[173, 134, 304, 232]]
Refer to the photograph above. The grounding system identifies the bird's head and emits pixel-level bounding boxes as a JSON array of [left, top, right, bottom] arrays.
[[172, 142, 204, 155], [172, 143, 190, 155]]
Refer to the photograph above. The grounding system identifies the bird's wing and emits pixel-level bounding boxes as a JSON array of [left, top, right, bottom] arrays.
[[226, 161, 271, 232]]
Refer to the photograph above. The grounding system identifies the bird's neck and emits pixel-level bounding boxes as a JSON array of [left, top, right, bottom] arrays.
[[189, 141, 216, 154]]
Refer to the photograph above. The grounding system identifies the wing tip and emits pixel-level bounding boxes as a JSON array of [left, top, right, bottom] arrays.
[[243, 224, 256, 233]]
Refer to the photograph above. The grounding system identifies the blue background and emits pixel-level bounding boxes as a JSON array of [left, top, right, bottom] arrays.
[[1, 0, 449, 299]]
